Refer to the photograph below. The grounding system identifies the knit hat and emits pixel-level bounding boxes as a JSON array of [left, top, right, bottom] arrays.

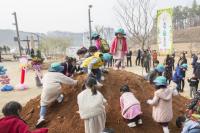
[[155, 64, 165, 73], [115, 28, 126, 36], [48, 63, 64, 72], [153, 76, 167, 86]]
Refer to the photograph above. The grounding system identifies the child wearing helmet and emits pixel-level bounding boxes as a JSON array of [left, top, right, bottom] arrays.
[[120, 85, 143, 128], [81, 51, 112, 86], [173, 63, 188, 93], [36, 63, 78, 127], [77, 77, 107, 133], [147, 76, 178, 133], [91, 32, 110, 53], [110, 28, 128, 70], [145, 64, 165, 84]]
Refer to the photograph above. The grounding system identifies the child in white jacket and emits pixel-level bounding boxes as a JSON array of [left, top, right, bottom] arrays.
[[120, 85, 142, 128], [147, 76, 178, 133], [77, 77, 107, 133], [36, 63, 78, 127]]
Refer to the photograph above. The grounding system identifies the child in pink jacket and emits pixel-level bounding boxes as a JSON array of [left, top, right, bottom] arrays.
[[147, 76, 178, 133], [120, 85, 143, 128]]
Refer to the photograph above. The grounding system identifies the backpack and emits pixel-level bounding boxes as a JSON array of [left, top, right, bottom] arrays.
[[100, 39, 110, 53]]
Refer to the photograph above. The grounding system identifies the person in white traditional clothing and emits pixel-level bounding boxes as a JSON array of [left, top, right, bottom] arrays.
[[77, 77, 107, 133], [36, 62, 78, 127]]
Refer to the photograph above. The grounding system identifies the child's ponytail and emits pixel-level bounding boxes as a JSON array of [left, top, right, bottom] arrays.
[[91, 86, 97, 95]]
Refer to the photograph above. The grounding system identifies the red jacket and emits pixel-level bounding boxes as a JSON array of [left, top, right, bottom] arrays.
[[110, 37, 128, 55], [0, 116, 48, 133]]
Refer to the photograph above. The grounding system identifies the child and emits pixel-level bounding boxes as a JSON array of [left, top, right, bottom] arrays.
[[176, 116, 200, 133], [147, 76, 178, 133], [0, 101, 48, 133], [77, 77, 107, 133], [120, 85, 142, 128], [145, 64, 165, 84], [173, 64, 188, 93], [110, 28, 128, 70], [36, 63, 78, 127], [61, 57, 77, 77], [188, 74, 199, 98], [81, 48, 111, 86]]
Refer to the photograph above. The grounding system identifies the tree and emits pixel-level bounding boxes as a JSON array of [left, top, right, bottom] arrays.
[[40, 36, 71, 56], [3, 45, 7, 54], [115, 0, 155, 49]]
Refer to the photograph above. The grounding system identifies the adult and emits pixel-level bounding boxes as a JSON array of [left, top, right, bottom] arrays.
[[110, 28, 128, 70], [77, 77, 107, 133], [0, 101, 48, 133], [191, 54, 198, 73], [152, 50, 158, 68], [177, 53, 188, 91], [142, 50, 150, 73], [194, 59, 200, 79], [135, 49, 142, 66], [164, 54, 173, 84], [126, 49, 132, 67], [36, 63, 78, 127]]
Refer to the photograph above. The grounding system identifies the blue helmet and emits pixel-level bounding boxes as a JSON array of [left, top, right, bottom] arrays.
[[103, 53, 112, 61], [155, 64, 165, 73], [115, 28, 126, 36], [153, 76, 167, 86], [91, 32, 99, 38], [181, 64, 188, 69]]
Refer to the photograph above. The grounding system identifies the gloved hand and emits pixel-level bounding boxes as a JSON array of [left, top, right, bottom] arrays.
[[146, 99, 152, 105], [88, 69, 92, 75]]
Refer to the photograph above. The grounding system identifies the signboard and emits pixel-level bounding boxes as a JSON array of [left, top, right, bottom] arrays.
[[157, 8, 173, 55]]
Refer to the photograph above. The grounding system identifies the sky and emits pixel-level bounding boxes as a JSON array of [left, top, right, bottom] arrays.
[[0, 0, 199, 33]]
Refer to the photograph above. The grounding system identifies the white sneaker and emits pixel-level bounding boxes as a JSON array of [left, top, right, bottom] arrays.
[[101, 76, 105, 81], [36, 117, 45, 127], [57, 94, 64, 103], [138, 119, 143, 124], [97, 81, 103, 87], [127, 122, 136, 128], [163, 126, 169, 133]]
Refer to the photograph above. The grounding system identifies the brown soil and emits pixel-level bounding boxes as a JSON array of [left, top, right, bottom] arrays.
[[21, 70, 187, 133]]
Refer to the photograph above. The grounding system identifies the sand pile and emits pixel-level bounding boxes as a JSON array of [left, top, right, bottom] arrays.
[[21, 70, 187, 133]]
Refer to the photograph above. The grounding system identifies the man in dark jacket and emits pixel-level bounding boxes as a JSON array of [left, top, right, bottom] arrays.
[[135, 49, 141, 66], [126, 50, 132, 67]]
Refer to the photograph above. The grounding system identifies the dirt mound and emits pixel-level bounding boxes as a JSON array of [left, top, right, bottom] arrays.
[[21, 70, 187, 133]]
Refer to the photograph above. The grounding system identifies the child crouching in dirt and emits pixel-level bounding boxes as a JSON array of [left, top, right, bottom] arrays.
[[36, 63, 78, 127], [120, 85, 143, 128], [0, 101, 48, 133], [147, 76, 178, 133], [77, 77, 107, 133]]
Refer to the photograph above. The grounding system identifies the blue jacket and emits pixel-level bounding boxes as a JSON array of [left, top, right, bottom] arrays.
[[173, 66, 184, 83]]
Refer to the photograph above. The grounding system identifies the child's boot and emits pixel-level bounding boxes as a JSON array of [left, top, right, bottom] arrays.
[[127, 122, 136, 128], [138, 119, 143, 124], [162, 126, 169, 133]]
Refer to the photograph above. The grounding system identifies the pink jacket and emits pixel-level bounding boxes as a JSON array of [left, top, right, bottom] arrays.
[[120, 92, 142, 119], [95, 39, 101, 50], [149, 88, 178, 123], [110, 37, 128, 55]]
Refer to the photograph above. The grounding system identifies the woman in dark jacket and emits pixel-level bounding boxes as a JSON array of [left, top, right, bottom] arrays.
[[164, 55, 173, 84]]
